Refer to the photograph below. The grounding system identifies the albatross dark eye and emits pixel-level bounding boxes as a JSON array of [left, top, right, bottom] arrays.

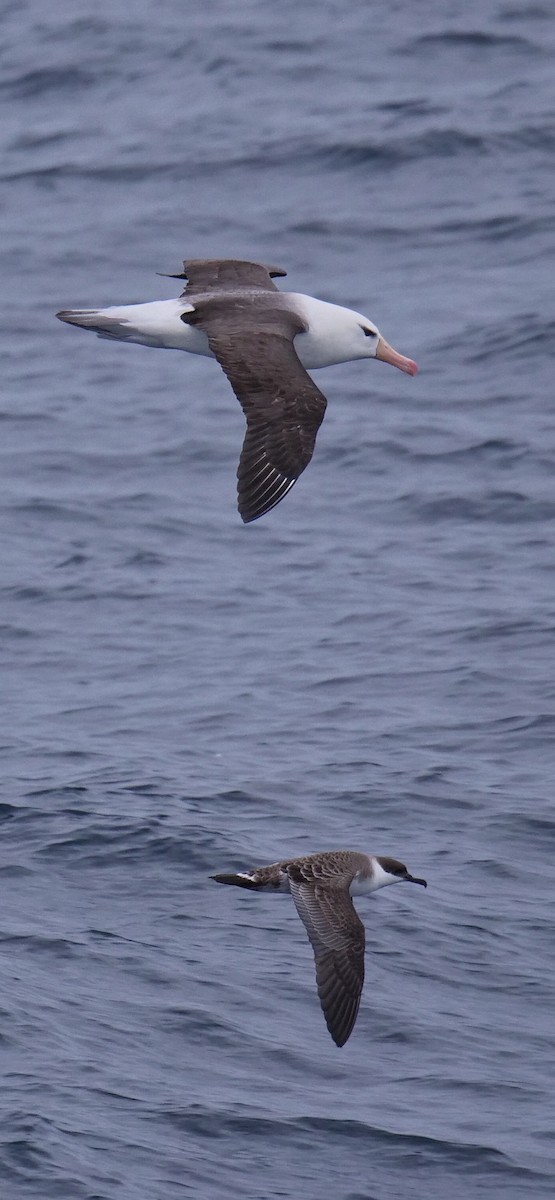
[[362, 327, 376, 337]]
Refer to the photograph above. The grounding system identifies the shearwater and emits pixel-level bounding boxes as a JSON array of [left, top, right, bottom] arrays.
[[212, 848, 427, 1047], [57, 258, 418, 523]]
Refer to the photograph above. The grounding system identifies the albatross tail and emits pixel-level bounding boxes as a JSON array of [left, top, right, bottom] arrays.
[[56, 309, 136, 340]]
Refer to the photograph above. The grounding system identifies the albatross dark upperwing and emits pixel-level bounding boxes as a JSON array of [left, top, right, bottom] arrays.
[[182, 296, 328, 523], [165, 257, 288, 298], [287, 871, 365, 1048]]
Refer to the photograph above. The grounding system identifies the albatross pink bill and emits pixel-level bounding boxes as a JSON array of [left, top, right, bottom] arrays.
[[376, 336, 419, 376]]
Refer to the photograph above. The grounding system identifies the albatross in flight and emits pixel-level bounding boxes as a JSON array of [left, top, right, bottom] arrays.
[[212, 848, 427, 1046], [57, 258, 418, 523]]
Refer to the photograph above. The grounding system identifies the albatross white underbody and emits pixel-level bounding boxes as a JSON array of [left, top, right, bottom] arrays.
[[57, 258, 418, 523]]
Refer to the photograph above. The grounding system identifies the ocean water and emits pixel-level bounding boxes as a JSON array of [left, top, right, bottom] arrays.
[[1, 0, 555, 1196]]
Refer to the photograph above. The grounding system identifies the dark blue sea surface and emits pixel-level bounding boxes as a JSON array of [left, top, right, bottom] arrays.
[[1, 1, 555, 1197]]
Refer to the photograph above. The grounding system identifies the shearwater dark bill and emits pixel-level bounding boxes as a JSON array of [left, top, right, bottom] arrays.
[[212, 849, 427, 1047], [57, 258, 418, 523]]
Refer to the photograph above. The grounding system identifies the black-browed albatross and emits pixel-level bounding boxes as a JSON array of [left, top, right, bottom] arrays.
[[57, 258, 418, 523], [212, 848, 427, 1047]]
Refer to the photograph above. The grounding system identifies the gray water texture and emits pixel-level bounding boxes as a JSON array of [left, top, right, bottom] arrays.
[[1, 1, 555, 1197]]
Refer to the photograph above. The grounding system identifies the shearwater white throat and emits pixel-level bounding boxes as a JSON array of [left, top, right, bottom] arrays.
[[57, 257, 418, 523], [211, 848, 427, 1047]]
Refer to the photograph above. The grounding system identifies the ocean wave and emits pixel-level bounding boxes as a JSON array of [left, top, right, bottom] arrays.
[[408, 30, 542, 52], [5, 122, 555, 186]]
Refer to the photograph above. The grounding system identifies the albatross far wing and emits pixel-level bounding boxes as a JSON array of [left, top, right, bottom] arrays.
[[185, 301, 327, 522], [165, 258, 288, 298], [288, 877, 365, 1048]]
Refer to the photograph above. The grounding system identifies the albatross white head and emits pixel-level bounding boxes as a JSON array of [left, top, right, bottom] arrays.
[[292, 294, 419, 373], [358, 320, 419, 375]]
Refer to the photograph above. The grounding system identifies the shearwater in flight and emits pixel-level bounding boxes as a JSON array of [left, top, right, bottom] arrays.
[[57, 258, 418, 523], [212, 848, 427, 1046]]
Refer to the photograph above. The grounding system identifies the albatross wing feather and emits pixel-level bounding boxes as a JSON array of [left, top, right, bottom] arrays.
[[183, 298, 327, 522], [167, 258, 288, 297]]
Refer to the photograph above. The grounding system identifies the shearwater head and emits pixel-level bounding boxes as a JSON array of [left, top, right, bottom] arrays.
[[372, 855, 428, 888]]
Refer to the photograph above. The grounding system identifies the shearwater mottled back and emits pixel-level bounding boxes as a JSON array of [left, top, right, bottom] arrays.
[[212, 848, 427, 1047], [57, 258, 418, 523]]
